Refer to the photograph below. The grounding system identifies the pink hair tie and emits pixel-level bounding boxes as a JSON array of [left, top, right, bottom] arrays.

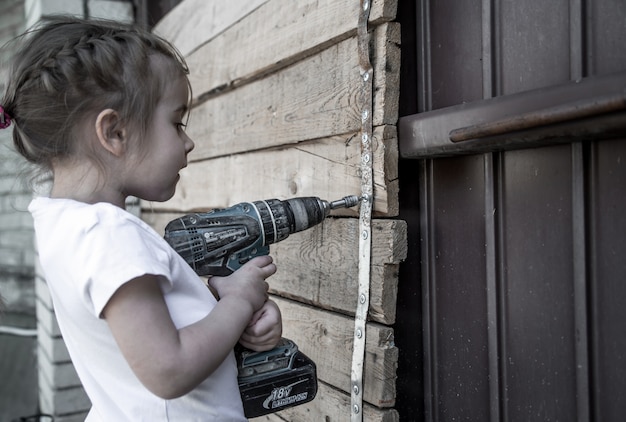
[[0, 106, 12, 129]]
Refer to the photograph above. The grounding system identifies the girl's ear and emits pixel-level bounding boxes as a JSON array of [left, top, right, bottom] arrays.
[[95, 109, 127, 157]]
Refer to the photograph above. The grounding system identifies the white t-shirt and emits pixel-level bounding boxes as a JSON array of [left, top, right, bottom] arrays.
[[29, 197, 246, 421]]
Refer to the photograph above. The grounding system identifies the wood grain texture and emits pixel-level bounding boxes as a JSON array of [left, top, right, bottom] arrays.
[[143, 0, 404, 414], [153, 0, 268, 56], [273, 297, 398, 408], [185, 24, 399, 161], [183, 0, 397, 101], [149, 125, 398, 216]]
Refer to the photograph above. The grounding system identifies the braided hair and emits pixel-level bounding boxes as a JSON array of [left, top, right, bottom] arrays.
[[1, 16, 189, 175]]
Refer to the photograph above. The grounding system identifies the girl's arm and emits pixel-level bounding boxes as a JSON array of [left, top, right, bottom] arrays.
[[102, 255, 276, 400]]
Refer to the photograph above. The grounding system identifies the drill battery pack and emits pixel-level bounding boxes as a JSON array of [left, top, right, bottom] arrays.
[[236, 338, 318, 418]]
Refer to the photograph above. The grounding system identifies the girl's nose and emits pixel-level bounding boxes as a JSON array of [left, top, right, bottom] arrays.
[[184, 133, 195, 154]]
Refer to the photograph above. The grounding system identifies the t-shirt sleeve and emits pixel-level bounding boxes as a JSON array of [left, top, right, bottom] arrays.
[[76, 215, 173, 318]]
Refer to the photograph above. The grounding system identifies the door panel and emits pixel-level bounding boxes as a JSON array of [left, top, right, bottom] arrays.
[[426, 0, 483, 109], [396, 0, 626, 420], [500, 146, 577, 421], [423, 155, 490, 420], [499, 0, 571, 94], [590, 139, 626, 421]]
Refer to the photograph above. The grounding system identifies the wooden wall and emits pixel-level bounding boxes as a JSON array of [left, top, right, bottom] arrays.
[[151, 0, 406, 420]]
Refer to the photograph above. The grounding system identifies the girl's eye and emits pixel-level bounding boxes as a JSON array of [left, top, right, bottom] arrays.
[[175, 122, 187, 131]]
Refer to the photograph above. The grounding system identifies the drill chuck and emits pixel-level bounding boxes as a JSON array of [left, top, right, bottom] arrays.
[[164, 195, 360, 276]]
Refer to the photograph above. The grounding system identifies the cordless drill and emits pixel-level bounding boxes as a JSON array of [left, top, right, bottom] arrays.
[[164, 195, 360, 417]]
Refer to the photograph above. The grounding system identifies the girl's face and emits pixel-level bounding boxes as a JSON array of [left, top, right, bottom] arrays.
[[123, 73, 194, 202]]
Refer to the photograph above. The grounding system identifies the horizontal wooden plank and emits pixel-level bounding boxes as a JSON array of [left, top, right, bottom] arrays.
[[153, 0, 268, 57], [187, 33, 362, 158], [269, 218, 405, 325], [185, 0, 397, 101], [251, 381, 399, 421], [150, 125, 398, 216], [273, 297, 397, 408], [186, 23, 399, 161], [141, 214, 407, 325]]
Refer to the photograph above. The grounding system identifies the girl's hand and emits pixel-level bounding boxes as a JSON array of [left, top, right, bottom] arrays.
[[208, 256, 276, 314], [239, 299, 283, 351]]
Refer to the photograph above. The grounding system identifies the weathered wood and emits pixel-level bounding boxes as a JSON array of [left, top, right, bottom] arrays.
[[141, 214, 407, 325], [148, 125, 398, 216], [171, 133, 395, 212], [148, 2, 404, 419], [269, 218, 405, 325], [184, 0, 397, 101], [185, 24, 400, 160], [153, 0, 268, 56], [273, 297, 397, 408], [250, 382, 399, 422], [373, 22, 401, 126]]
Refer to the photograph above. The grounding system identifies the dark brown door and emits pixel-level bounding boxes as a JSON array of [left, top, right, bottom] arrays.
[[395, 1, 626, 421]]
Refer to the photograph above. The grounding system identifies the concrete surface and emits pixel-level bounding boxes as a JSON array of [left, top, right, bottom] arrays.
[[0, 313, 40, 422]]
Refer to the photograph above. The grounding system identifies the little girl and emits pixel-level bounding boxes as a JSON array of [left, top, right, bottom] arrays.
[[2, 16, 281, 420]]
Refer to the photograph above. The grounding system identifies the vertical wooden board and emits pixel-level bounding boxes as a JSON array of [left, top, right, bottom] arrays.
[[185, 0, 397, 99], [153, 0, 268, 56], [154, 126, 398, 216], [373, 23, 401, 126], [274, 297, 397, 408]]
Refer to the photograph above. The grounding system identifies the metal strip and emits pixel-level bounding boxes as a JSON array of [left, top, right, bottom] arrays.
[[417, 0, 432, 112], [398, 71, 626, 159], [481, 0, 494, 100], [484, 153, 501, 422], [483, 2, 500, 419], [421, 159, 437, 422], [494, 153, 509, 422], [351, 0, 373, 420], [569, 2, 590, 420], [450, 94, 626, 143], [572, 143, 590, 422]]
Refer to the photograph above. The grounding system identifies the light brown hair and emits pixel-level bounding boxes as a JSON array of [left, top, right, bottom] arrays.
[[1, 16, 190, 176]]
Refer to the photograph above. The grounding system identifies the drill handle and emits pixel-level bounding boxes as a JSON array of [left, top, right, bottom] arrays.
[[220, 244, 270, 276]]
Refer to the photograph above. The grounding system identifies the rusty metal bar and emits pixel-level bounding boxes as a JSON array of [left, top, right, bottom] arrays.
[[450, 94, 626, 142], [399, 71, 626, 158]]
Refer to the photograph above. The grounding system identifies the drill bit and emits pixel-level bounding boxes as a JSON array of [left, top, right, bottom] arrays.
[[329, 195, 361, 210]]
